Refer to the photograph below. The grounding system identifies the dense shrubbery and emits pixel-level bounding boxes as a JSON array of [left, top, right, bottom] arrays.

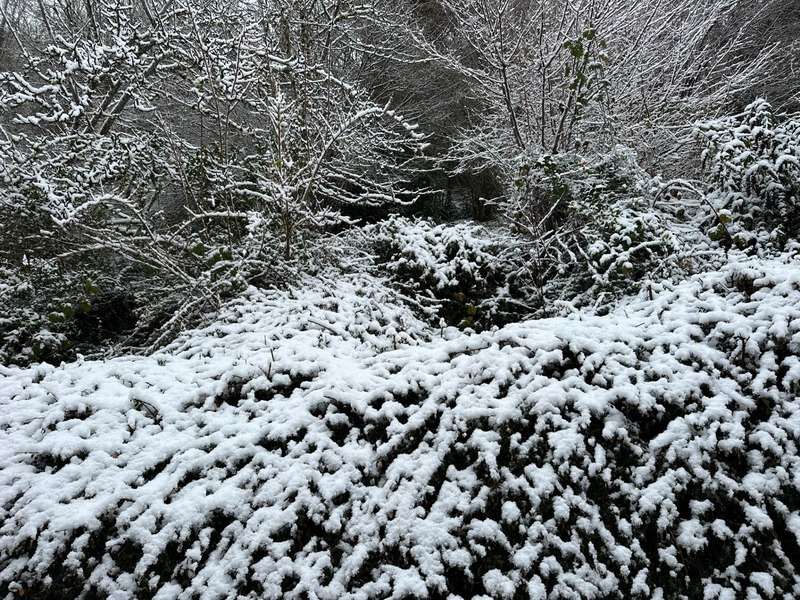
[[695, 99, 800, 251], [3, 253, 800, 599], [365, 217, 527, 328], [499, 147, 687, 315], [361, 147, 693, 329], [1, 0, 800, 595], [0, 262, 136, 365]]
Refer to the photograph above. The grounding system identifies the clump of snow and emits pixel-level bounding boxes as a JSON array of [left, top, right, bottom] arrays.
[[2, 253, 800, 598]]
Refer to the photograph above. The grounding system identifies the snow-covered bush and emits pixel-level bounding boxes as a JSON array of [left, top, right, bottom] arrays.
[[695, 99, 800, 251], [2, 254, 800, 598], [505, 147, 683, 313], [0, 267, 64, 365], [0, 261, 136, 366], [366, 216, 527, 328], [0, 307, 70, 367]]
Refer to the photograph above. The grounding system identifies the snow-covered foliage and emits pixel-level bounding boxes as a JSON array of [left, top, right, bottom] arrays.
[[3, 250, 800, 599], [1, 1, 799, 597], [363, 150, 692, 324], [695, 99, 800, 251], [504, 147, 686, 313], [0, 261, 136, 366], [0, 266, 68, 366], [0, 0, 427, 358], [366, 217, 526, 328]]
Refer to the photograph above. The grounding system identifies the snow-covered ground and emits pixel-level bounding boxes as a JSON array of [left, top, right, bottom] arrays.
[[2, 253, 800, 599]]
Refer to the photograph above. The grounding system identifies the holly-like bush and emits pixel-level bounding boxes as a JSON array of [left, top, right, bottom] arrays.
[[504, 146, 682, 313], [366, 217, 527, 328], [695, 99, 800, 251]]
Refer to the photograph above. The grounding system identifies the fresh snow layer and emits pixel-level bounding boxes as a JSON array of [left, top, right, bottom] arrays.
[[2, 256, 800, 599]]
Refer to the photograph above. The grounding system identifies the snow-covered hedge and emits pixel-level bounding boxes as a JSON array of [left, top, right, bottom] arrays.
[[2, 253, 800, 599]]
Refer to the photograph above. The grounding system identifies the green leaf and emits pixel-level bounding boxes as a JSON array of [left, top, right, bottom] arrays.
[[83, 278, 98, 295], [563, 40, 584, 59], [709, 224, 725, 241]]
